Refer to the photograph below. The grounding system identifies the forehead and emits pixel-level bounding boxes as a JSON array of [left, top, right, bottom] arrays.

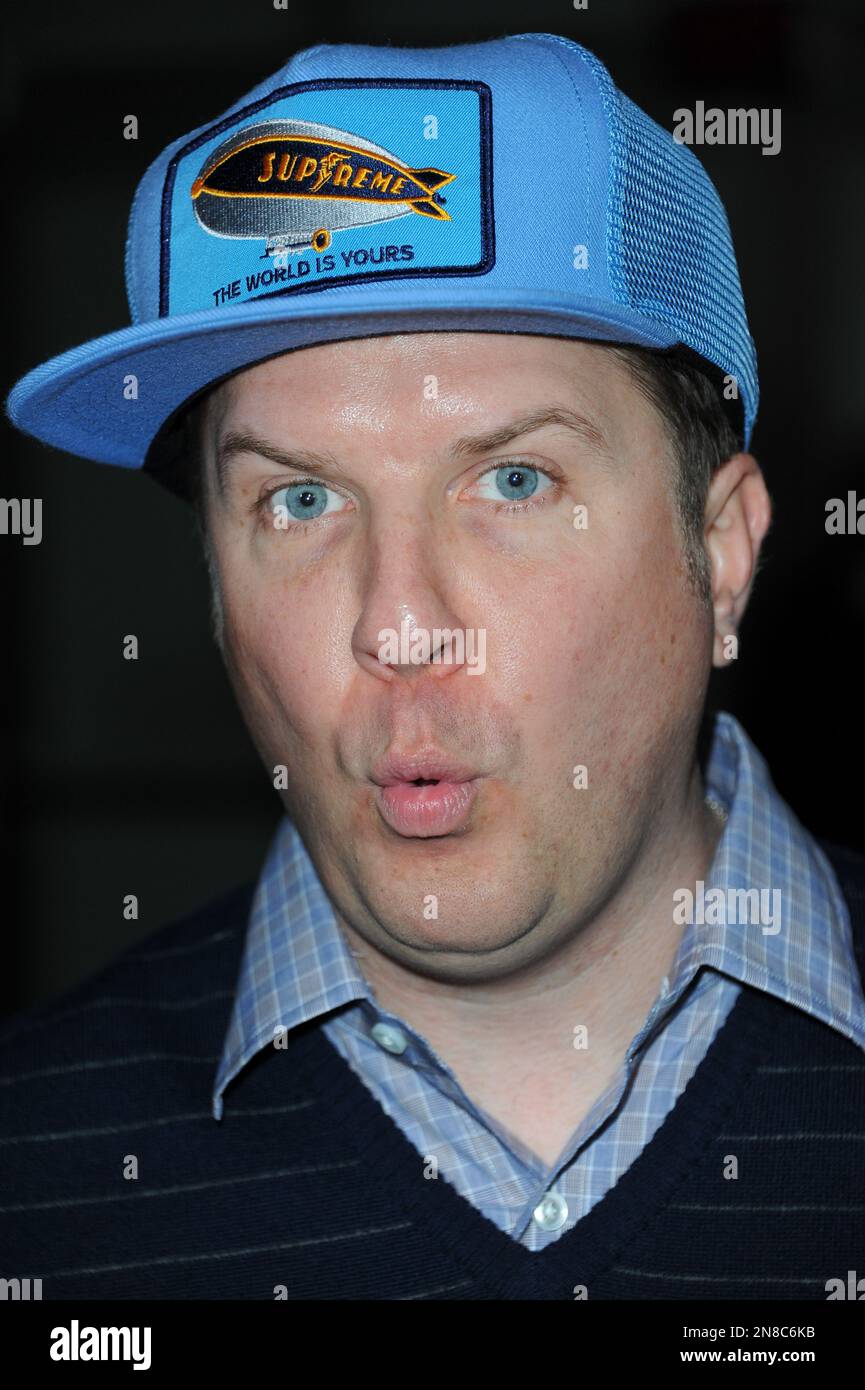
[[203, 332, 643, 436]]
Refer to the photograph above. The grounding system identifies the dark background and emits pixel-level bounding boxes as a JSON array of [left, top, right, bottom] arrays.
[[2, 0, 863, 1017]]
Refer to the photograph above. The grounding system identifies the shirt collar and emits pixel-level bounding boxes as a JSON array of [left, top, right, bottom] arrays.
[[213, 710, 865, 1118], [653, 710, 865, 1057], [212, 816, 369, 1119]]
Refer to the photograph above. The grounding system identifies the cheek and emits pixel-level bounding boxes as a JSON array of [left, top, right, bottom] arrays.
[[522, 508, 703, 763], [220, 556, 346, 756]]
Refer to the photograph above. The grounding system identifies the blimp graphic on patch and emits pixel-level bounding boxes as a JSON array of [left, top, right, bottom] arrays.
[[190, 118, 457, 254]]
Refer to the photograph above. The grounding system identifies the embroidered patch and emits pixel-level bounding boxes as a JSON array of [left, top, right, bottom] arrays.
[[161, 79, 494, 315]]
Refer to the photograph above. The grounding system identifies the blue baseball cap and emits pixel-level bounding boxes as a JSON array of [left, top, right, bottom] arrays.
[[5, 32, 758, 498]]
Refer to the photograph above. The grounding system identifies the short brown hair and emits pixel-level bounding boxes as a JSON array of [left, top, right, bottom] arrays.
[[603, 343, 741, 603]]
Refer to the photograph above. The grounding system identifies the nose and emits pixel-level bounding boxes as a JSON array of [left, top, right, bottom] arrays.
[[351, 514, 472, 685]]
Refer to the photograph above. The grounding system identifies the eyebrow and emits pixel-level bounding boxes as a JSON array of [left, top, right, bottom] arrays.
[[213, 405, 611, 497]]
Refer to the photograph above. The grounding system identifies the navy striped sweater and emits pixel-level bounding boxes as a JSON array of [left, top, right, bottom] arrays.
[[2, 839, 864, 1301]]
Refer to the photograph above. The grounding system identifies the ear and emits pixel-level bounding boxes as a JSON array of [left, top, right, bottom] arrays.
[[704, 453, 772, 668]]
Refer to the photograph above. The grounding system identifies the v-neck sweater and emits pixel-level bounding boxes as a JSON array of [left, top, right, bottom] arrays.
[[1, 838, 864, 1300]]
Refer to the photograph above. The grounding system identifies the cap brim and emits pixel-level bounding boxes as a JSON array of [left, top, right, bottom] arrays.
[[6, 282, 679, 471]]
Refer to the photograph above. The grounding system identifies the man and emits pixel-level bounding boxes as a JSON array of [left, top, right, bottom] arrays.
[[3, 32, 864, 1302]]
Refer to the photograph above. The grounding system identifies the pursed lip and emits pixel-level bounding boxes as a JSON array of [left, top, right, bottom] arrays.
[[370, 750, 482, 787], [372, 771, 482, 839]]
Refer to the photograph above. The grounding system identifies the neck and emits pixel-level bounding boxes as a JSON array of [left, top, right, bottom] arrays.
[[337, 767, 725, 1166]]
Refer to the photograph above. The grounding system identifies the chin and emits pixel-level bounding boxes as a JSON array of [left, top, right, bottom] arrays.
[[375, 911, 540, 967]]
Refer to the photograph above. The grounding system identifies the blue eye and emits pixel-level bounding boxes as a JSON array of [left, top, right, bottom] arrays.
[[261, 462, 555, 530], [266, 480, 347, 523], [472, 464, 552, 504]]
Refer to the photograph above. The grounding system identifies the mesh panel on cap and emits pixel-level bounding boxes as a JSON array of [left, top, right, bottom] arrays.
[[575, 43, 758, 446]]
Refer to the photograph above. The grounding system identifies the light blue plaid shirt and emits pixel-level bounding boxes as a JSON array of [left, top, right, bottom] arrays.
[[213, 711, 865, 1251]]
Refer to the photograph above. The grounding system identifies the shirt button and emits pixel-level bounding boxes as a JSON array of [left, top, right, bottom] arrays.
[[532, 1191, 569, 1231], [370, 1022, 408, 1055]]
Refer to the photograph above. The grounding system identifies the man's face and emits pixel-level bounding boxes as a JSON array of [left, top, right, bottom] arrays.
[[201, 333, 714, 981]]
